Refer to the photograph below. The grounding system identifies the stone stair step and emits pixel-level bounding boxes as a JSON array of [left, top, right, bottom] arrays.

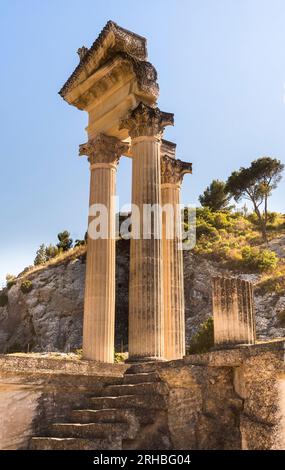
[[123, 372, 161, 384], [90, 394, 167, 410], [125, 363, 158, 375], [70, 408, 130, 424], [70, 408, 155, 425], [104, 382, 168, 396], [30, 436, 121, 450], [51, 422, 129, 439]]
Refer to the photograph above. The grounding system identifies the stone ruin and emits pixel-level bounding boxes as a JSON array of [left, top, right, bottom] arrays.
[[59, 20, 192, 363], [0, 21, 284, 451], [59, 21, 258, 364], [212, 277, 256, 347]]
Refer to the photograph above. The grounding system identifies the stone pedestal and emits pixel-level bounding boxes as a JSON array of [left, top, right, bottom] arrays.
[[212, 277, 256, 347], [80, 134, 128, 362], [161, 156, 192, 360], [120, 103, 174, 361]]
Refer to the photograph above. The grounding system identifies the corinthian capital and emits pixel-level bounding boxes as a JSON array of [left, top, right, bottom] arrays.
[[120, 102, 174, 139], [161, 155, 192, 186], [79, 134, 129, 165]]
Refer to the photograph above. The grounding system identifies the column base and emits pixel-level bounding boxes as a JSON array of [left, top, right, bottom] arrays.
[[82, 352, 114, 363]]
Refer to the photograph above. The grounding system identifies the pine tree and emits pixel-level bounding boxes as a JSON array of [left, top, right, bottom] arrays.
[[199, 180, 231, 211], [45, 244, 59, 260], [34, 244, 47, 266], [56, 231, 73, 252]]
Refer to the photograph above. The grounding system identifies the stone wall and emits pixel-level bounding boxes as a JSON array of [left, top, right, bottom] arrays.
[[0, 341, 284, 450], [159, 362, 241, 449], [0, 241, 284, 354], [173, 342, 285, 449], [127, 340, 285, 449], [0, 355, 127, 450]]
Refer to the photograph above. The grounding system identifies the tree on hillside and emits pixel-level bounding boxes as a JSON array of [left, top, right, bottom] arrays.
[[74, 239, 85, 247], [45, 244, 59, 260], [34, 244, 47, 266], [199, 179, 232, 211], [226, 157, 284, 242], [74, 231, 88, 248], [57, 231, 73, 252]]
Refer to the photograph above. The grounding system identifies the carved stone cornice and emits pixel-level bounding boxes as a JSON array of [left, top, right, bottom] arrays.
[[120, 102, 174, 139], [71, 54, 158, 111], [79, 134, 129, 166], [161, 155, 192, 185], [77, 46, 89, 61], [59, 21, 148, 99]]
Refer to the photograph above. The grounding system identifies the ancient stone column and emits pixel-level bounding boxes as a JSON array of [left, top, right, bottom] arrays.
[[212, 276, 256, 347], [79, 134, 128, 362], [120, 103, 174, 361], [161, 155, 192, 360]]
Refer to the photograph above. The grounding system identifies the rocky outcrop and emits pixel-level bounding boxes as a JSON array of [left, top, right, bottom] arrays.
[[0, 240, 284, 354], [0, 257, 85, 353]]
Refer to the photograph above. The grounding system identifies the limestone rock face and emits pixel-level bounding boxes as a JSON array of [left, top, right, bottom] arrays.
[[0, 258, 85, 353], [266, 235, 285, 259], [0, 241, 284, 353]]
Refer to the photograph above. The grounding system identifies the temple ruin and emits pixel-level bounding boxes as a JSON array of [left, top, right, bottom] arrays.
[[0, 21, 284, 452], [59, 21, 192, 363]]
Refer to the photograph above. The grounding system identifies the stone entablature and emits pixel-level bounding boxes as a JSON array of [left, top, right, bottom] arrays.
[[59, 21, 159, 141], [59, 21, 148, 98]]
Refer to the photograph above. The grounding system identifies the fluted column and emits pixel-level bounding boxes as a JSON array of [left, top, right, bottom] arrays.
[[79, 134, 128, 362], [120, 103, 174, 361], [212, 276, 256, 347], [161, 155, 192, 359]]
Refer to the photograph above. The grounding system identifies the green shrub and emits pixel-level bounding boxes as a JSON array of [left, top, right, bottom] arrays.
[[187, 317, 214, 355], [74, 348, 83, 358], [114, 352, 127, 363], [267, 212, 278, 224], [6, 274, 16, 290], [20, 280, 33, 294], [0, 291, 8, 307], [247, 212, 259, 225], [196, 222, 219, 241], [74, 239, 86, 248], [212, 212, 232, 229], [256, 275, 285, 295], [241, 246, 278, 272]]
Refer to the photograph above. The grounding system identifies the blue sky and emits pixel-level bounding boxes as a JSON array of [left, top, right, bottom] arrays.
[[1, 0, 285, 283]]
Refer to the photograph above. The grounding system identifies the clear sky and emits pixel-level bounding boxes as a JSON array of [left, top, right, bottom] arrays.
[[1, 0, 285, 283]]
